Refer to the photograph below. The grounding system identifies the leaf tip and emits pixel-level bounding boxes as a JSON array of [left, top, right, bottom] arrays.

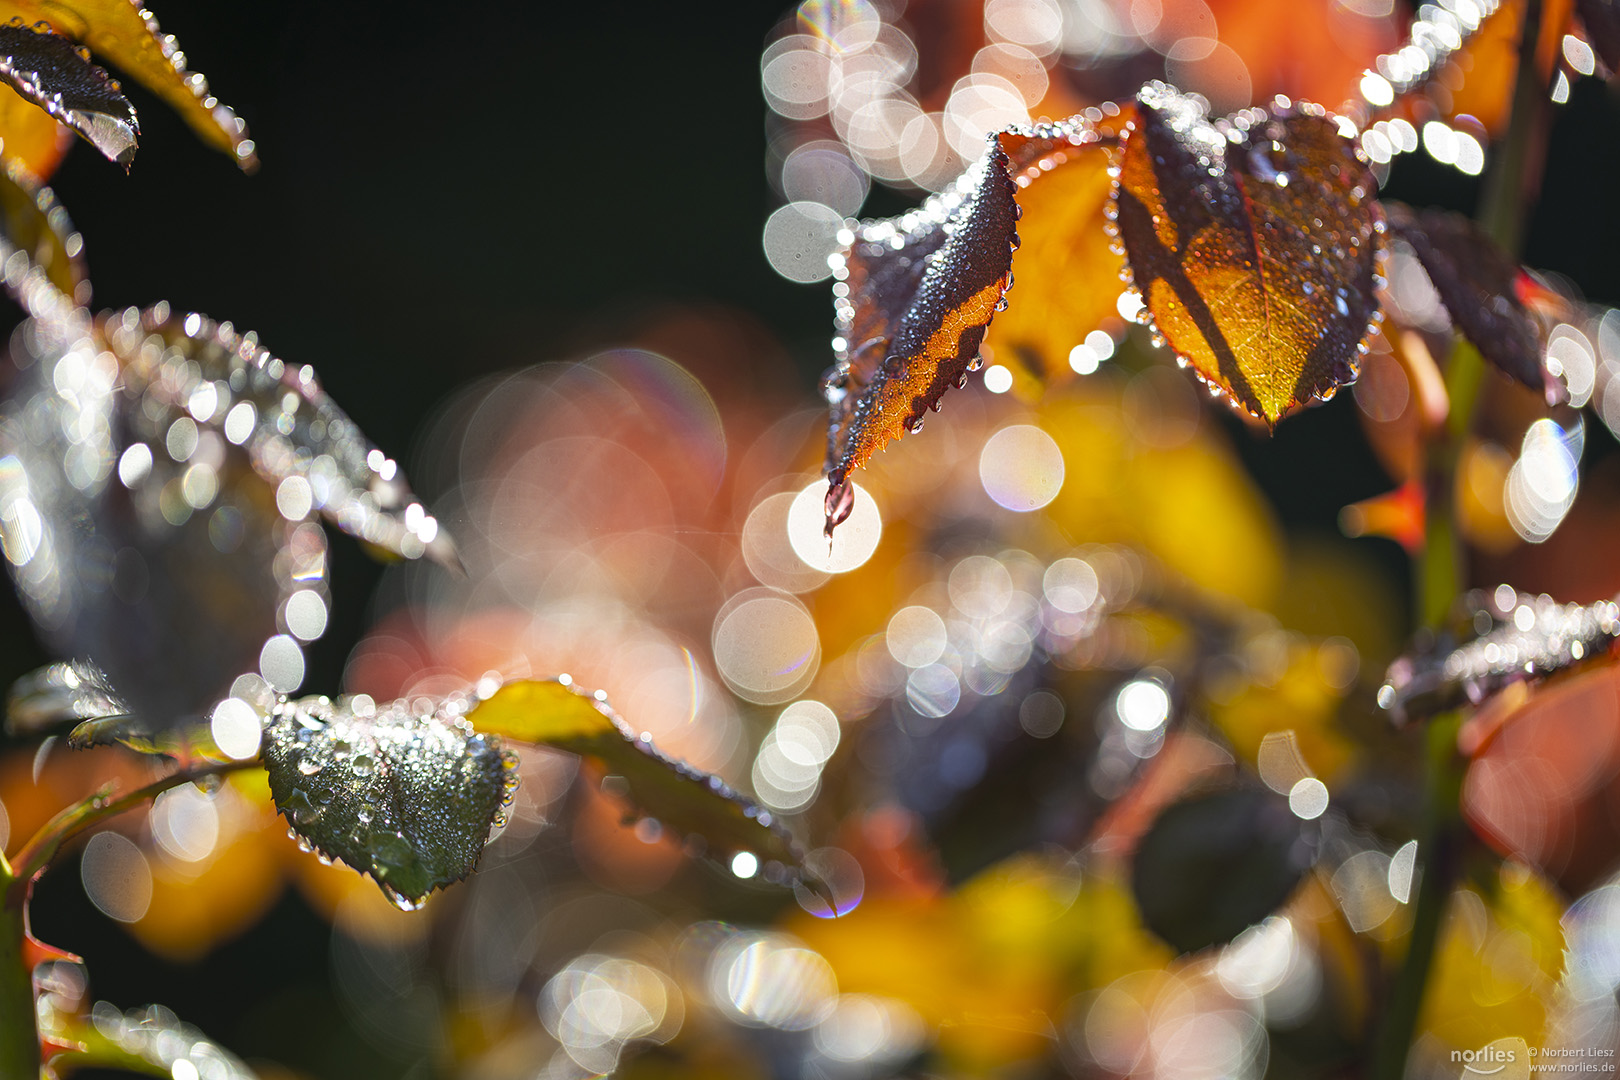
[[823, 475, 854, 539]]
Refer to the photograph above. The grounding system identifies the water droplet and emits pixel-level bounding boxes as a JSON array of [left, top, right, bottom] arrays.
[[297, 758, 322, 776], [967, 355, 984, 372], [283, 787, 321, 824]]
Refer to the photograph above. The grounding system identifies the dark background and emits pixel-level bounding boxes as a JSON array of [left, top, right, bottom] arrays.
[[2, 2, 1618, 1076]]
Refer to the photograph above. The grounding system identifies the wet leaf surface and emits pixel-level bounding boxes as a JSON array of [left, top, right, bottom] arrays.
[[467, 679, 806, 878], [100, 308, 459, 569], [1113, 82, 1383, 425], [0, 0, 255, 169], [822, 132, 1020, 533], [40, 998, 260, 1079], [0, 232, 449, 736], [0, 19, 136, 167], [1131, 787, 1319, 953], [5, 658, 130, 735], [0, 307, 326, 733], [1383, 202, 1565, 404], [1380, 590, 1620, 725], [262, 689, 518, 908]]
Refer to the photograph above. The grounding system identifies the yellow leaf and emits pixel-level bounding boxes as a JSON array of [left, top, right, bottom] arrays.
[[0, 81, 70, 180], [0, 152, 86, 301], [985, 121, 1126, 389], [467, 679, 804, 872], [1417, 874, 1563, 1060], [466, 678, 621, 744]]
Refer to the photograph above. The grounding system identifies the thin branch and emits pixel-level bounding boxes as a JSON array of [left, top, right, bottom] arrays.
[[5, 759, 258, 899]]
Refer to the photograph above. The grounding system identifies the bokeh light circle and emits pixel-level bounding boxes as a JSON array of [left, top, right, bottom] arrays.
[[787, 480, 881, 573], [979, 424, 1064, 511], [713, 589, 821, 703], [763, 201, 847, 283]]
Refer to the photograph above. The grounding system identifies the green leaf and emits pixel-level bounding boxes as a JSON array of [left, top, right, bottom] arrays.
[[0, 20, 137, 167], [467, 679, 806, 879], [261, 690, 518, 909]]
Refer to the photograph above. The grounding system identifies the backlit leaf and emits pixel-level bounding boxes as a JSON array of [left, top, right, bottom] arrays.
[[1112, 82, 1383, 426], [262, 689, 519, 909], [0, 248, 448, 741], [1383, 202, 1566, 404], [5, 658, 130, 735], [39, 998, 259, 1080], [1379, 589, 1620, 724], [1357, 0, 1505, 117], [983, 108, 1130, 387], [0, 153, 86, 302], [0, 305, 327, 735], [1131, 786, 1319, 953], [0, 19, 136, 167], [467, 678, 805, 877], [822, 131, 1020, 533], [0, 0, 255, 170], [0, 80, 72, 179], [99, 307, 459, 569]]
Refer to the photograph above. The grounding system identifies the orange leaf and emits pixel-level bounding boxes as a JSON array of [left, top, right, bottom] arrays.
[[1112, 82, 1384, 426]]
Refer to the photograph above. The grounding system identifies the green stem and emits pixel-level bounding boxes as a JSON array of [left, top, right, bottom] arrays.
[[1477, 0, 1549, 258], [6, 761, 254, 899], [1382, 0, 1553, 1068], [0, 875, 37, 1080], [1372, 712, 1465, 1078], [0, 759, 256, 1080]]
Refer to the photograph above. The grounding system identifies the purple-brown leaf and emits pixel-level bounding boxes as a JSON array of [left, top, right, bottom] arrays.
[[1383, 202, 1566, 405], [821, 135, 1019, 534], [0, 20, 136, 167]]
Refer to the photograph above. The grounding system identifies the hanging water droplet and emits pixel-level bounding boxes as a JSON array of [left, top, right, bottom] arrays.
[[908, 417, 925, 434], [967, 355, 984, 372]]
